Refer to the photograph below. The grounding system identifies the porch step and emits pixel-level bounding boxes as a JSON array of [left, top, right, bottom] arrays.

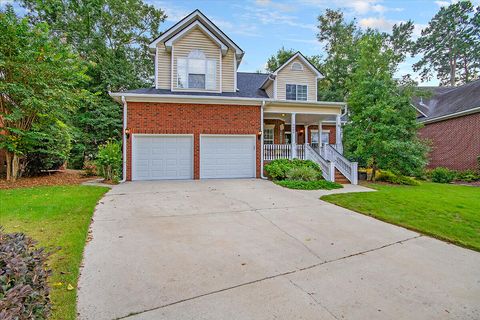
[[334, 169, 350, 184]]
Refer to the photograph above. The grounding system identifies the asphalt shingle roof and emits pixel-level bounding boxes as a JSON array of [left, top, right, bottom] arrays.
[[413, 80, 480, 121], [123, 72, 269, 99]]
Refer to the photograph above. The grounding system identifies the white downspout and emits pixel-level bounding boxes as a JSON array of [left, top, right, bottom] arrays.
[[260, 100, 267, 179], [120, 96, 127, 183]]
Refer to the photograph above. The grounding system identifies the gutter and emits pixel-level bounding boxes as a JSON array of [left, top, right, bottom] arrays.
[[420, 106, 480, 124], [109, 91, 346, 108], [120, 96, 127, 183], [260, 100, 267, 179]]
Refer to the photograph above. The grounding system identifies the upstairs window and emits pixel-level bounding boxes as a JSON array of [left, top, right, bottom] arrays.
[[177, 50, 216, 90], [286, 84, 307, 101]]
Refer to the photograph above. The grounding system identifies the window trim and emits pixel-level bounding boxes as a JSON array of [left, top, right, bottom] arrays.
[[286, 84, 308, 101]]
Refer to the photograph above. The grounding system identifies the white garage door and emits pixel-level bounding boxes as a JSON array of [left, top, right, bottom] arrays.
[[200, 135, 256, 179], [132, 135, 193, 180]]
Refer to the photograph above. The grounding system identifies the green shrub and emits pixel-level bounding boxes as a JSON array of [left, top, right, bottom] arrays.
[[23, 119, 72, 176], [96, 140, 122, 182], [430, 167, 456, 183], [82, 159, 97, 177], [264, 159, 321, 181], [286, 166, 320, 181], [376, 171, 420, 186], [0, 230, 51, 320], [455, 170, 480, 182], [275, 180, 343, 190]]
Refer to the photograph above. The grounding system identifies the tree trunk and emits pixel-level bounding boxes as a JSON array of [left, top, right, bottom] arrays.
[[450, 56, 457, 86], [5, 151, 12, 181], [5, 151, 21, 182]]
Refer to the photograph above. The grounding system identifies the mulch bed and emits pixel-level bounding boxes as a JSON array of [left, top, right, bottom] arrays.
[[452, 181, 480, 187], [0, 170, 99, 190]]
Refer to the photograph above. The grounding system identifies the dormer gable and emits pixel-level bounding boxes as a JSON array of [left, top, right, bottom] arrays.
[[261, 52, 323, 102], [151, 10, 243, 93]]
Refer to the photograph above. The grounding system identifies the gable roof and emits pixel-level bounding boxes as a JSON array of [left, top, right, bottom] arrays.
[[414, 80, 480, 123], [260, 52, 323, 89], [273, 52, 323, 77], [149, 9, 244, 60]]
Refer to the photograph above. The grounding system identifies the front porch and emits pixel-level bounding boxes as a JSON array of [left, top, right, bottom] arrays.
[[261, 101, 358, 184]]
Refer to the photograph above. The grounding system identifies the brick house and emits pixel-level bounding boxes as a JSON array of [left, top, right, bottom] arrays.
[[415, 80, 480, 171], [110, 10, 357, 183]]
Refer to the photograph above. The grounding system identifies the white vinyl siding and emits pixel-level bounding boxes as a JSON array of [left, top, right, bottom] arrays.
[[222, 49, 236, 92], [172, 26, 220, 91], [156, 47, 171, 89], [276, 57, 317, 101]]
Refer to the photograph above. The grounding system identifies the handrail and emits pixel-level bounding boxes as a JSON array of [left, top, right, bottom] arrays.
[[305, 144, 335, 182], [324, 144, 358, 184]]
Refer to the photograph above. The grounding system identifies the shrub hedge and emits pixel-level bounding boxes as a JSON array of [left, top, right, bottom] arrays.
[[0, 231, 51, 320], [264, 159, 321, 181], [430, 167, 456, 183], [376, 171, 420, 186]]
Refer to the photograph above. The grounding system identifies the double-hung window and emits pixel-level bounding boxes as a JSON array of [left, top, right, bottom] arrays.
[[264, 126, 274, 145], [177, 50, 216, 90], [286, 84, 307, 101]]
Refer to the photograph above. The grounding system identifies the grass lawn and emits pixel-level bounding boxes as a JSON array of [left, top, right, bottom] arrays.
[[0, 185, 109, 320], [321, 182, 480, 251]]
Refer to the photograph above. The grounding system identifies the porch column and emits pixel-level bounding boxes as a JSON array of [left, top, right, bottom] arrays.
[[291, 113, 296, 159], [318, 121, 322, 154], [336, 115, 343, 153], [305, 125, 309, 145]]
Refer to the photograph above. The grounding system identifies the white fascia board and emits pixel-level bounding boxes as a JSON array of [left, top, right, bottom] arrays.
[[165, 21, 228, 55], [109, 92, 345, 108], [274, 52, 323, 78], [419, 106, 480, 124]]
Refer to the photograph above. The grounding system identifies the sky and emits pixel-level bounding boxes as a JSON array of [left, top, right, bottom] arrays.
[[3, 0, 478, 85]]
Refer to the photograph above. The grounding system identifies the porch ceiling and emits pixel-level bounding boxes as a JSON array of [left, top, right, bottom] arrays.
[[264, 112, 337, 125]]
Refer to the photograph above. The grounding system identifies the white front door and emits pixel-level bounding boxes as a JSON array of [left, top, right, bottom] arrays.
[[200, 135, 256, 179], [132, 135, 193, 180]]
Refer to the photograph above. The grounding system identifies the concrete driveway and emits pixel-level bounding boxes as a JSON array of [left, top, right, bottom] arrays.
[[78, 180, 480, 320]]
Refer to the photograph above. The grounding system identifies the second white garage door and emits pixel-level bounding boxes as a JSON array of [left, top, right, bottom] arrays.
[[200, 135, 256, 179]]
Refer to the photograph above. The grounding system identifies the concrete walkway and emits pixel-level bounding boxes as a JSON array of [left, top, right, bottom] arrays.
[[77, 180, 480, 320]]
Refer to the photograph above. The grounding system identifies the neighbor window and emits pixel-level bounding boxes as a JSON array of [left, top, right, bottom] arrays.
[[286, 84, 307, 101], [177, 50, 216, 90], [264, 127, 274, 144]]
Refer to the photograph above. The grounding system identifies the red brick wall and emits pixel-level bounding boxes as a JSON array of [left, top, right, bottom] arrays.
[[126, 102, 261, 180], [419, 112, 480, 170]]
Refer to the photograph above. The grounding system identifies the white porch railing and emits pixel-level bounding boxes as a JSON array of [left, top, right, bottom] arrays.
[[263, 143, 358, 184], [264, 144, 292, 160], [323, 144, 358, 184], [305, 144, 335, 182]]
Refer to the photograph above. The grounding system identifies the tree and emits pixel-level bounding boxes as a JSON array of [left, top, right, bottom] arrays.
[[414, 1, 480, 85], [344, 33, 428, 179], [265, 47, 297, 72], [0, 6, 88, 181], [19, 0, 167, 166], [316, 9, 360, 101]]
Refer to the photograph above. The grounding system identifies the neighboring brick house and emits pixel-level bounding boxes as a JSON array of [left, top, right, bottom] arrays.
[[110, 10, 357, 183], [414, 80, 480, 171]]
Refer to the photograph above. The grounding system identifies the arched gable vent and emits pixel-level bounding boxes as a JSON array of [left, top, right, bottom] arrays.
[[291, 62, 304, 71]]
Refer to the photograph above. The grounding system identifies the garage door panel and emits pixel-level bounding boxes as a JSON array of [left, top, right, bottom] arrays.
[[200, 136, 256, 179], [133, 135, 193, 180]]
